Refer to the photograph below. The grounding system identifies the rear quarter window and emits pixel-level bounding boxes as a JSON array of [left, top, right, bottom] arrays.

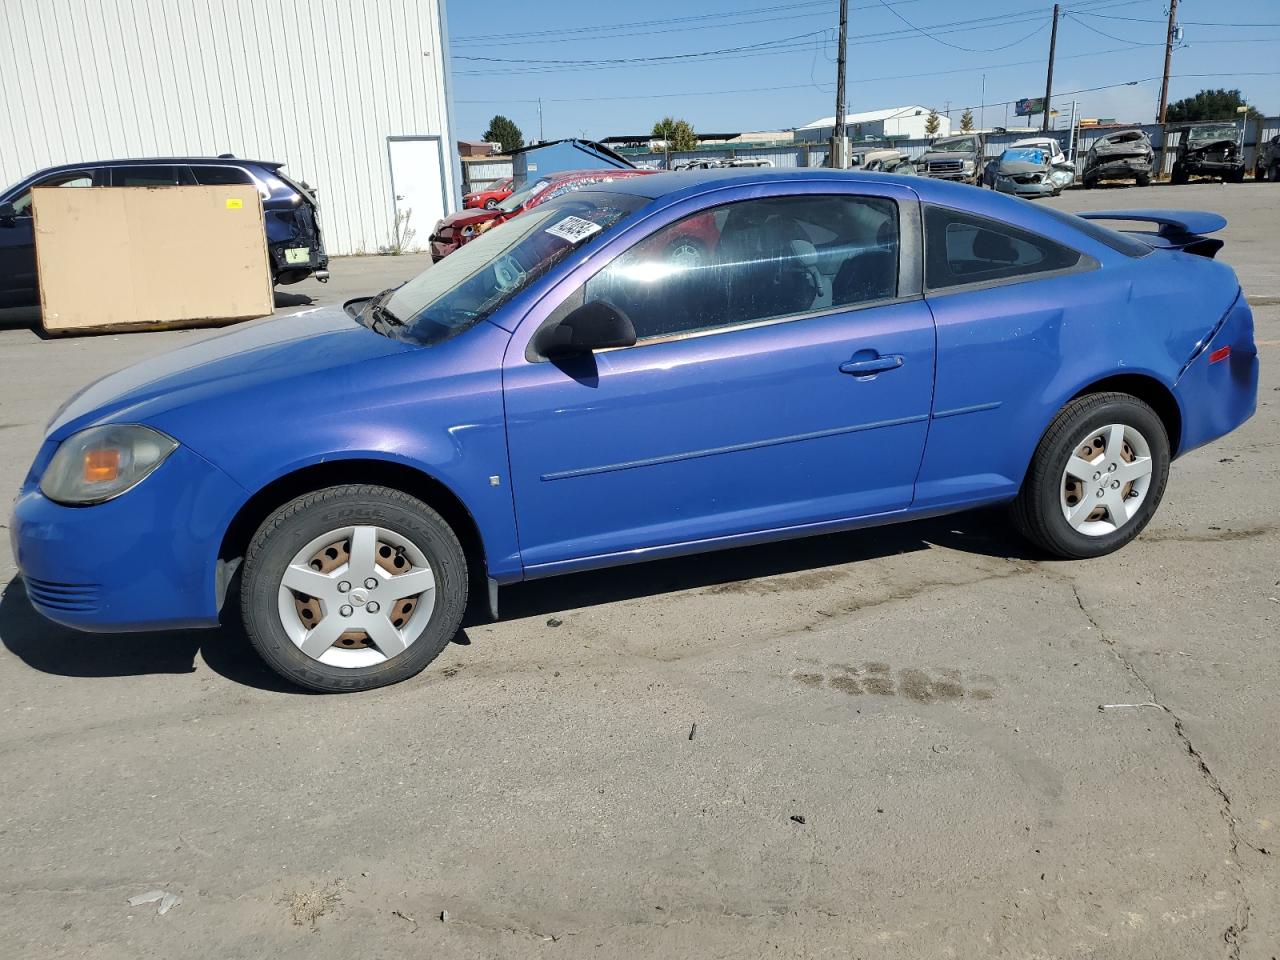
[[924, 205, 1086, 290], [190, 165, 254, 186]]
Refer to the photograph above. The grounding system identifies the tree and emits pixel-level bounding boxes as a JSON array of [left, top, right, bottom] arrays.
[[960, 108, 974, 132], [652, 117, 698, 152], [482, 115, 524, 154], [1166, 88, 1260, 122], [924, 109, 940, 138]]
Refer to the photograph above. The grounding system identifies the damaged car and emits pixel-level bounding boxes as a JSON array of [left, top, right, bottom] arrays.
[[1171, 122, 1247, 184], [851, 149, 912, 173], [983, 138, 1076, 197], [428, 168, 653, 261], [1254, 134, 1280, 182], [0, 156, 328, 307], [919, 134, 985, 185], [1082, 129, 1154, 188]]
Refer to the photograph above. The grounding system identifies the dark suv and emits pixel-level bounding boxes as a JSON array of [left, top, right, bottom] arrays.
[[1170, 123, 1246, 184], [0, 157, 328, 307]]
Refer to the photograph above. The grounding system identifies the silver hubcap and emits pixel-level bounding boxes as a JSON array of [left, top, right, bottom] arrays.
[[1060, 423, 1154, 536], [277, 525, 436, 668]]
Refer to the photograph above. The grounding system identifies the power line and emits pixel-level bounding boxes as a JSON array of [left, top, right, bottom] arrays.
[[452, 0, 922, 44], [872, 0, 1048, 52], [1072, 11, 1280, 27], [1066, 13, 1169, 45], [454, 29, 829, 66]]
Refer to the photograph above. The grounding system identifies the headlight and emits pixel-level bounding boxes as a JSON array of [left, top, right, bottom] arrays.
[[40, 424, 178, 505], [962, 160, 975, 170]]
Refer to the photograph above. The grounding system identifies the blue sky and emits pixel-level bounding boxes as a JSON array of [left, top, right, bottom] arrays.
[[445, 0, 1280, 140]]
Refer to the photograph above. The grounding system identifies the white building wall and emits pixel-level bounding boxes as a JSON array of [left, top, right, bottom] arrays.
[[0, 0, 457, 256]]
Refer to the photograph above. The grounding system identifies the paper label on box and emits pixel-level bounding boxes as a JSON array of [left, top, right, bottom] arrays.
[[226, 198, 244, 209]]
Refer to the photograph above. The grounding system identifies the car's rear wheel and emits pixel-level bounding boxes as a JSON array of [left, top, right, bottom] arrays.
[[241, 484, 468, 692], [1011, 393, 1170, 559], [1270, 164, 1280, 183], [1135, 173, 1151, 187]]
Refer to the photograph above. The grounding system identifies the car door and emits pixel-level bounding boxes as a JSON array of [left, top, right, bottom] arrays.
[[501, 185, 936, 575], [0, 168, 105, 303]]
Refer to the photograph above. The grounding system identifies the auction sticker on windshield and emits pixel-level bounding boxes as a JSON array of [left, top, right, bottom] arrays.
[[545, 216, 603, 244]]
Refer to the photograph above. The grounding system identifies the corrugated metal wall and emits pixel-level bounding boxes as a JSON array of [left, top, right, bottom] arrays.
[[0, 0, 458, 256]]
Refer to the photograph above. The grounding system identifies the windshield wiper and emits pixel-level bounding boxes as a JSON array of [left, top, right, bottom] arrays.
[[360, 287, 408, 336]]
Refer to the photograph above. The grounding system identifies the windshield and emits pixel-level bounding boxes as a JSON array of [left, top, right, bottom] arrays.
[[932, 137, 977, 152], [360, 190, 647, 346], [1187, 124, 1239, 143], [496, 178, 550, 214]]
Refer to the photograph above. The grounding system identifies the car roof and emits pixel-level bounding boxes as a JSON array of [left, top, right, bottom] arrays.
[[590, 167, 948, 201], [22, 157, 283, 177]]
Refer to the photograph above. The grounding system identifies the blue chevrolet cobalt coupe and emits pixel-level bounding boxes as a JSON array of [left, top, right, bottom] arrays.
[[10, 170, 1258, 691]]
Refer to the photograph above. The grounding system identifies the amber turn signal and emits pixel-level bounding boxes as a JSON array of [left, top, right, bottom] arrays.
[[83, 448, 121, 484]]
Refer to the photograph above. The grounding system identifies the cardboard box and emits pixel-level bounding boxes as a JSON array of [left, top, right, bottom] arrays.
[[34, 184, 273, 335]]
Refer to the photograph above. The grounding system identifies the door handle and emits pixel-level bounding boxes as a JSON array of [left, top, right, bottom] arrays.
[[839, 354, 904, 376]]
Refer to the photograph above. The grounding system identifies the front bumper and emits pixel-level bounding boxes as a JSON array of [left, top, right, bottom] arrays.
[[10, 443, 247, 632], [1183, 158, 1245, 176], [1087, 157, 1152, 180], [428, 237, 456, 262], [994, 176, 1056, 197]]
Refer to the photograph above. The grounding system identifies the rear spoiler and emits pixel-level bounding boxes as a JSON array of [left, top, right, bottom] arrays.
[[1077, 209, 1227, 259]]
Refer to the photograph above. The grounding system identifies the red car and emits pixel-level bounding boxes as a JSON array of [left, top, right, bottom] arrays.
[[429, 168, 655, 261], [462, 177, 513, 210]]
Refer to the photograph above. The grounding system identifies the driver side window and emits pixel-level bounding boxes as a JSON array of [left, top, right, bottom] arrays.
[[581, 194, 901, 342]]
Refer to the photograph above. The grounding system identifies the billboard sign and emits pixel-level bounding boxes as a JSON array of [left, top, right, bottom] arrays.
[[1015, 97, 1046, 117]]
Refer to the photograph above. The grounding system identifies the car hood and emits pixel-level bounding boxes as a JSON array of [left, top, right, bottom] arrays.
[[436, 208, 503, 232], [920, 151, 975, 162], [47, 308, 416, 440]]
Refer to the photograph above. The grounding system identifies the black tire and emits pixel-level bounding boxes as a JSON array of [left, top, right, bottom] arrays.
[[484, 198, 498, 210], [240, 484, 468, 692], [1135, 173, 1151, 187], [1270, 164, 1280, 183], [1010, 393, 1170, 560], [1171, 163, 1188, 185], [1082, 177, 1096, 189]]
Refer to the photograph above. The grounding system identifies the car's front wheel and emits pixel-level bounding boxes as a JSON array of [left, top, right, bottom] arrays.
[[1011, 393, 1170, 559], [240, 485, 468, 692], [485, 198, 498, 210]]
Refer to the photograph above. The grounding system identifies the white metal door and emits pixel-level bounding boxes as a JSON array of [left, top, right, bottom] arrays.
[[387, 137, 446, 253]]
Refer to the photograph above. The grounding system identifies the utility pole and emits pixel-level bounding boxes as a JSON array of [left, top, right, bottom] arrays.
[[830, 0, 849, 168], [1043, 3, 1059, 132], [1156, 0, 1179, 122], [980, 74, 986, 130], [538, 98, 544, 142]]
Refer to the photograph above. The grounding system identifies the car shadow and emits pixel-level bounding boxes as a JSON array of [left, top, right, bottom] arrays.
[[273, 290, 315, 309], [0, 304, 42, 334], [475, 507, 1035, 622], [2, 507, 1035, 690]]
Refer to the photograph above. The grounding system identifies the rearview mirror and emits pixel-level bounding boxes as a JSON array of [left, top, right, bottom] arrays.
[[533, 300, 636, 359]]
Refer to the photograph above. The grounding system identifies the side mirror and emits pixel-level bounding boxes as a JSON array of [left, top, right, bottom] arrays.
[[533, 299, 636, 359], [0, 202, 16, 222]]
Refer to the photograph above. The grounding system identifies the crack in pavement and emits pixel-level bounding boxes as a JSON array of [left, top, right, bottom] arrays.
[[1069, 582, 1251, 960]]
